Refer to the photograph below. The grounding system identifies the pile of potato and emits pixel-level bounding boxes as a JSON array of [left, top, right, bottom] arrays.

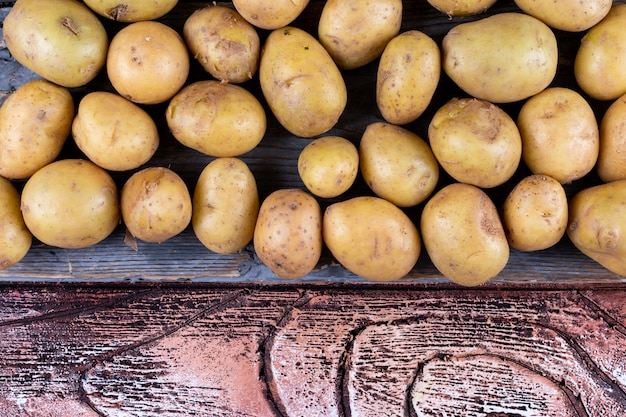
[[2, 0, 626, 286]]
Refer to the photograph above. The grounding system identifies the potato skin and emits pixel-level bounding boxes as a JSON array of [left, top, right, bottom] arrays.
[[442, 12, 557, 103], [232, 0, 309, 30], [166, 80, 266, 157], [323, 196, 420, 281], [318, 0, 402, 70], [421, 183, 509, 286], [72, 92, 159, 172], [253, 189, 322, 279], [0, 177, 31, 269], [193, 158, 259, 254], [377, 30, 440, 125], [183, 5, 260, 83], [514, 0, 611, 32], [21, 159, 120, 249], [598, 93, 626, 182], [259, 26, 347, 138], [0, 79, 74, 180], [83, 0, 179, 22], [426, 0, 497, 16], [567, 180, 626, 276]]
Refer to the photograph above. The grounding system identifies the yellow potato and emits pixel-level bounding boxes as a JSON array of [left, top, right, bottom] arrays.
[[192, 158, 259, 254], [107, 20, 190, 105], [360, 122, 439, 207], [514, 0, 611, 32], [297, 136, 359, 199], [259, 26, 347, 138], [0, 177, 31, 269], [428, 98, 521, 188], [121, 167, 192, 243], [421, 183, 509, 286], [166, 80, 266, 157], [442, 12, 558, 103], [21, 159, 120, 249], [72, 91, 159, 171], [232, 0, 309, 30], [517, 87, 599, 184], [0, 79, 74, 180], [501, 175, 568, 252], [3, 0, 108, 88], [318, 0, 402, 70], [597, 93, 626, 182], [377, 30, 440, 125], [253, 189, 322, 279], [426, 0, 497, 16], [83, 0, 178, 22], [183, 5, 260, 83], [568, 179, 626, 276], [575, 4, 626, 101], [323, 196, 420, 281]]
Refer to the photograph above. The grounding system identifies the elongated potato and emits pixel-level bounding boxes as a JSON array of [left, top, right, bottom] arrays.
[[0, 177, 31, 269], [514, 0, 611, 32], [598, 93, 626, 182]]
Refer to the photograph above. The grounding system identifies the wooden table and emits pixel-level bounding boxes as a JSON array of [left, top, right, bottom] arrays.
[[1, 1, 625, 416]]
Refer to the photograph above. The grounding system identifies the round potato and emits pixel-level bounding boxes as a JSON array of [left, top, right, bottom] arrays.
[[166, 80, 266, 157], [0, 177, 31, 269], [232, 0, 309, 30], [72, 91, 159, 171], [107, 20, 190, 105], [575, 4, 626, 101], [83, 0, 178, 22], [121, 167, 192, 243], [298, 136, 359, 199], [259, 26, 347, 138], [21, 159, 120, 249], [568, 179, 626, 276], [253, 189, 322, 279], [517, 87, 599, 184], [377, 30, 440, 125], [442, 12, 558, 103], [426, 0, 497, 16], [323, 196, 420, 281], [421, 183, 509, 286], [183, 5, 260, 83], [0, 79, 74, 180], [514, 0, 611, 32], [597, 93, 626, 182], [3, 0, 108, 88], [318, 0, 402, 70], [501, 174, 568, 252], [193, 158, 259, 254], [428, 98, 521, 188], [360, 122, 439, 207]]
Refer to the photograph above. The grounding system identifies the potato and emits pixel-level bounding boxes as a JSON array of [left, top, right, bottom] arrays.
[[421, 183, 509, 286], [297, 136, 359, 199], [166, 80, 266, 157], [567, 179, 626, 276], [232, 0, 309, 30], [597, 93, 626, 182], [442, 12, 558, 103], [575, 5, 626, 101], [192, 158, 259, 254], [121, 167, 192, 243], [360, 122, 439, 207], [83, 0, 178, 22], [323, 196, 420, 281], [0, 177, 31, 269], [3, 0, 108, 88], [501, 175, 568, 252], [259, 26, 347, 138], [517, 87, 599, 184], [107, 21, 190, 105], [183, 5, 260, 83], [318, 0, 402, 70], [21, 159, 120, 249], [72, 92, 159, 172], [426, 0, 497, 16], [253, 189, 322, 279], [376, 30, 440, 125], [428, 98, 521, 188], [0, 79, 74, 180], [514, 0, 611, 32]]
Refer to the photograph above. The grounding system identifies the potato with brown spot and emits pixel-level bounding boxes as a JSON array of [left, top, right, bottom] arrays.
[[0, 177, 31, 269], [426, 0, 497, 16], [83, 0, 179, 22]]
